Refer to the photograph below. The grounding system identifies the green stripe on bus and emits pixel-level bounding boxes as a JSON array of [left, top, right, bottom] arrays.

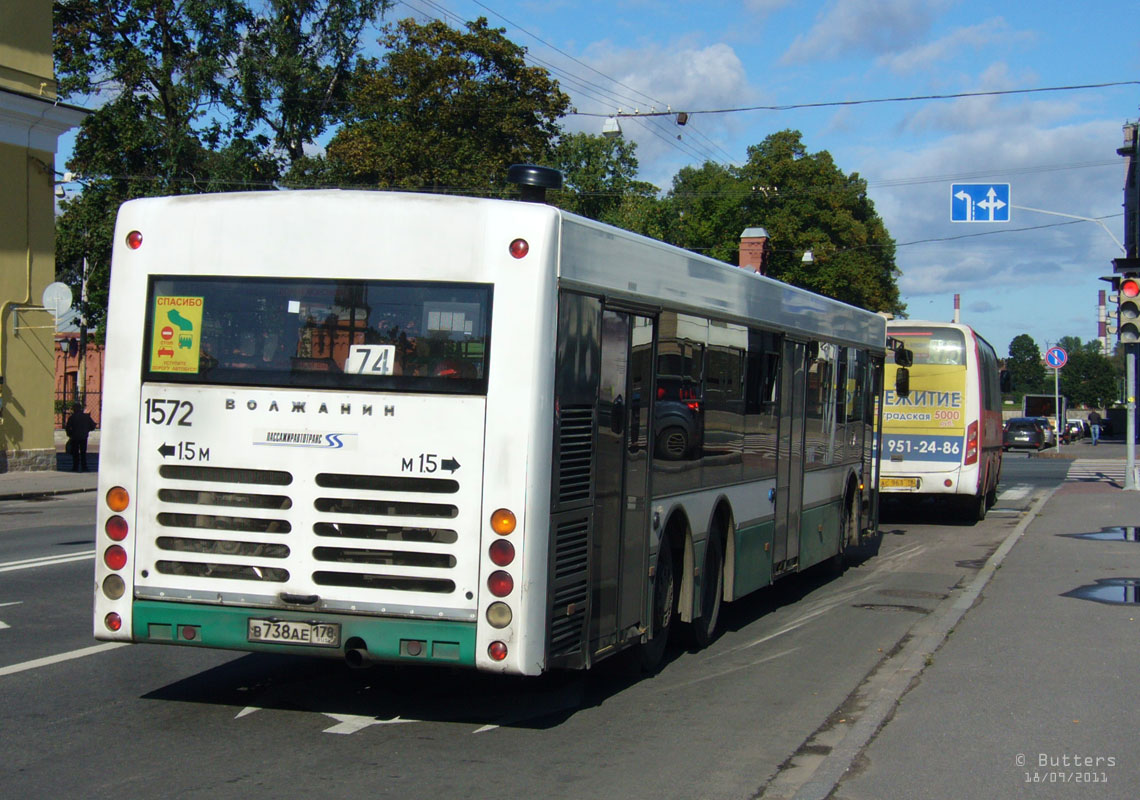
[[732, 520, 774, 598], [131, 600, 477, 666], [799, 499, 843, 569]]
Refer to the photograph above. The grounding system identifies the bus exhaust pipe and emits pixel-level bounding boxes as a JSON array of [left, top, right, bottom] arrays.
[[344, 639, 374, 669]]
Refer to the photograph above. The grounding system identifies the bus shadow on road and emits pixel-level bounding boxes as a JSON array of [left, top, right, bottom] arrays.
[[140, 647, 652, 732], [878, 497, 981, 527]]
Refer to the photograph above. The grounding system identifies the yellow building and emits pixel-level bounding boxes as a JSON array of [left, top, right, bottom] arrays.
[[0, 1, 87, 470]]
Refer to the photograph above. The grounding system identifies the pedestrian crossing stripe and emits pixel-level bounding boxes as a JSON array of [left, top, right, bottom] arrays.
[[1065, 459, 1127, 484]]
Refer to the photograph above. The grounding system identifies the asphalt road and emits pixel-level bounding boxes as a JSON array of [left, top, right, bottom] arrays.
[[0, 458, 1069, 800]]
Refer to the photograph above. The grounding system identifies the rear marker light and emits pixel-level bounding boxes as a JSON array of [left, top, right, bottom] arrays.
[[491, 508, 516, 535], [488, 641, 508, 661], [107, 486, 130, 512], [486, 602, 512, 628], [509, 239, 529, 259], [126, 230, 143, 250], [102, 574, 126, 600], [104, 612, 122, 632], [106, 516, 129, 541], [488, 570, 514, 597], [104, 545, 127, 571], [489, 539, 515, 567]]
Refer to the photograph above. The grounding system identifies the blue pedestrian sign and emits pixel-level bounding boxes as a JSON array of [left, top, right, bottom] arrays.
[[1045, 346, 1067, 369], [951, 183, 1011, 223]]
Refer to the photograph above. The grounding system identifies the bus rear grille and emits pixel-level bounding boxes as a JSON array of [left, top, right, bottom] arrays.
[[153, 467, 465, 599], [557, 406, 594, 504]]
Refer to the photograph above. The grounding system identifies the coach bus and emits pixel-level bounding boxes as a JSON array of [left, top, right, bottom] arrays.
[[93, 168, 890, 675], [880, 321, 1003, 520]]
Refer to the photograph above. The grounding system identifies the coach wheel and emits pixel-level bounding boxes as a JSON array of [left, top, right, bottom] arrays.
[[685, 531, 724, 650], [638, 539, 676, 671], [831, 492, 856, 576], [963, 492, 986, 522]]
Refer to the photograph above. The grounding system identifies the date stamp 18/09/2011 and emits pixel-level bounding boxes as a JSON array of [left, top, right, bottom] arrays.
[[1016, 753, 1117, 785]]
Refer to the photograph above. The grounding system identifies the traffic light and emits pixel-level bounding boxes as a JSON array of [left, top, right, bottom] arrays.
[[1119, 273, 1140, 343]]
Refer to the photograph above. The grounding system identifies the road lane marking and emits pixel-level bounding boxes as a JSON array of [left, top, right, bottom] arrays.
[[322, 714, 417, 735], [0, 606, 18, 633], [0, 550, 94, 573], [998, 484, 1031, 501], [668, 647, 800, 692], [0, 642, 129, 677]]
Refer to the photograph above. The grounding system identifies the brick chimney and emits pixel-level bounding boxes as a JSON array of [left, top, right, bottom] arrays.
[[739, 227, 769, 275]]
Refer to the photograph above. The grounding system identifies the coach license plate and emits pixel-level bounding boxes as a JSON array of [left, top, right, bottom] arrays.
[[248, 619, 340, 648], [881, 477, 919, 490]]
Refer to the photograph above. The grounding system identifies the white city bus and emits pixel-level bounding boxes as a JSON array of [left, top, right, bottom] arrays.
[[880, 321, 1003, 520], [94, 170, 889, 675]]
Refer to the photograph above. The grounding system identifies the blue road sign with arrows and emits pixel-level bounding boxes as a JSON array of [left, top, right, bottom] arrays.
[[951, 183, 1011, 222]]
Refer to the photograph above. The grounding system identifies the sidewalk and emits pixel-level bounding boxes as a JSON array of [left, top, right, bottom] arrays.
[[835, 453, 1140, 798], [0, 430, 100, 500]]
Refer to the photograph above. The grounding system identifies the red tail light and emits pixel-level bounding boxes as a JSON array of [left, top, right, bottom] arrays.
[[106, 516, 129, 541], [964, 421, 979, 465], [104, 545, 128, 571], [489, 539, 515, 567], [488, 570, 514, 597]]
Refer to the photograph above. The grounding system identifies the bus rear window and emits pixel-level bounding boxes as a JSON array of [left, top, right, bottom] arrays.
[[143, 277, 492, 394], [890, 327, 966, 366]]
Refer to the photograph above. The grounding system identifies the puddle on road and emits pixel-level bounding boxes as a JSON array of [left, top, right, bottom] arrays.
[[1062, 526, 1140, 542], [1062, 578, 1140, 605]]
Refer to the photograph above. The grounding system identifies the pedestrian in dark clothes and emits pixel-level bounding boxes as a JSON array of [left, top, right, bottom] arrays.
[[65, 403, 96, 472]]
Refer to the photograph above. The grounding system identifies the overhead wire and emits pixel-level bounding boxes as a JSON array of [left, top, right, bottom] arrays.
[[571, 80, 1140, 119], [399, 0, 731, 166]]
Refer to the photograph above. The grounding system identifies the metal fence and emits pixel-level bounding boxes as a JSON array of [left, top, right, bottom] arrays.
[[55, 391, 102, 429]]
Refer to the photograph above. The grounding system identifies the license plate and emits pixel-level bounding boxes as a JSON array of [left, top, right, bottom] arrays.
[[248, 618, 341, 648], [881, 477, 919, 490]]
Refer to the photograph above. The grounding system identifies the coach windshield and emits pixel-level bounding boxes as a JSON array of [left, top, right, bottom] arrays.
[[142, 277, 492, 394]]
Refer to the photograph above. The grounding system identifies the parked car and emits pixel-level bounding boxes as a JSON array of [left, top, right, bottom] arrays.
[[1065, 420, 1085, 442], [1004, 417, 1046, 451], [1034, 417, 1057, 447]]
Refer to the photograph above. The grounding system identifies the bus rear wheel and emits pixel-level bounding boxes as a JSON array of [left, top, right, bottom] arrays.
[[962, 492, 986, 522], [638, 539, 676, 671], [684, 532, 724, 649], [831, 492, 857, 575]]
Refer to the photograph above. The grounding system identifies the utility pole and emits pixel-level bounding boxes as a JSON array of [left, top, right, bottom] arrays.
[[1116, 121, 1139, 489]]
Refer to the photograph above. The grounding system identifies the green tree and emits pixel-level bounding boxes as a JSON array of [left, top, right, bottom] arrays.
[[646, 131, 902, 313], [54, 0, 262, 335], [1057, 337, 1118, 409], [737, 131, 901, 313], [230, 0, 391, 171], [53, 1, 387, 334], [1006, 333, 1045, 394], [663, 161, 750, 263], [551, 132, 657, 223], [316, 17, 570, 192]]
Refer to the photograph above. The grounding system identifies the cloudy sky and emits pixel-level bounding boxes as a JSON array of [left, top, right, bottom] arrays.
[[56, 0, 1138, 358], [390, 0, 1139, 357]]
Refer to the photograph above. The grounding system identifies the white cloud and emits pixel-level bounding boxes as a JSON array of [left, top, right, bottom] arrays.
[[560, 40, 754, 185], [863, 116, 1125, 300], [780, 0, 952, 64], [876, 18, 1035, 74]]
